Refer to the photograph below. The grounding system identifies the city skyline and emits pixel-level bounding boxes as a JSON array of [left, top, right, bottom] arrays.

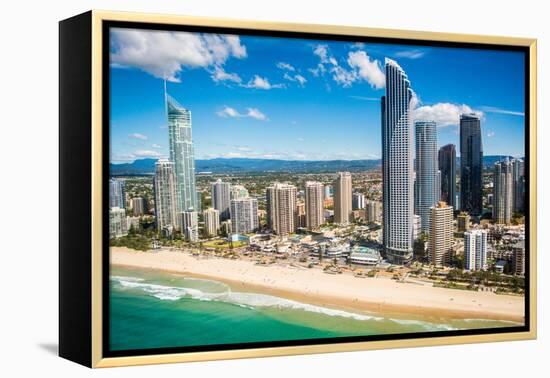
[[109, 28, 526, 164]]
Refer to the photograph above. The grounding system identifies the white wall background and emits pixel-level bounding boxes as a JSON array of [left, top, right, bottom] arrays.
[[0, 0, 547, 376]]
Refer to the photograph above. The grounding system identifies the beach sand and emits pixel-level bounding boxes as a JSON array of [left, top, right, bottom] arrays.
[[110, 247, 525, 323]]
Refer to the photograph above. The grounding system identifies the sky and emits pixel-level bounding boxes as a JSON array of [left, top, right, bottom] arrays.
[[109, 27, 526, 164]]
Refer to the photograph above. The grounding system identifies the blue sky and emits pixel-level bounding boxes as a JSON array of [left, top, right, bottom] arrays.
[[109, 28, 526, 163]]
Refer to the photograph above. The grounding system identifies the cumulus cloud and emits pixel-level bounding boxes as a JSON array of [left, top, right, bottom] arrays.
[[347, 51, 385, 89], [309, 44, 385, 89], [242, 75, 285, 90], [413, 102, 483, 127], [216, 106, 268, 121], [128, 133, 148, 140], [110, 28, 247, 82]]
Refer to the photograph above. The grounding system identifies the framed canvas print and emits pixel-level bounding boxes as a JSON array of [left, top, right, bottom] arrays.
[[59, 10, 537, 368]]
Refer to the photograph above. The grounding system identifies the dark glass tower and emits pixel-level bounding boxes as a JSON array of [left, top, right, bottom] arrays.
[[459, 114, 483, 216], [439, 144, 456, 210]]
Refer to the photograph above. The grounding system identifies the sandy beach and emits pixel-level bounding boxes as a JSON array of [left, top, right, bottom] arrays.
[[110, 247, 525, 323]]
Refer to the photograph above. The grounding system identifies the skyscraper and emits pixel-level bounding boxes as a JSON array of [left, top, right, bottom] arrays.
[[305, 181, 324, 230], [352, 192, 365, 210], [230, 197, 259, 234], [460, 113, 483, 216], [109, 178, 125, 209], [512, 158, 525, 213], [167, 95, 198, 212], [109, 207, 128, 239], [366, 201, 382, 223], [203, 208, 220, 237], [333, 172, 352, 225], [179, 210, 198, 242], [415, 120, 439, 233], [439, 144, 456, 210], [512, 240, 525, 276], [493, 159, 513, 224], [211, 179, 231, 221], [381, 58, 415, 264], [266, 183, 297, 237], [131, 197, 147, 216], [154, 160, 178, 232], [429, 202, 454, 266], [464, 230, 488, 271]]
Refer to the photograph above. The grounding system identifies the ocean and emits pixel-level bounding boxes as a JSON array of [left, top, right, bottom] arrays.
[[109, 266, 518, 352]]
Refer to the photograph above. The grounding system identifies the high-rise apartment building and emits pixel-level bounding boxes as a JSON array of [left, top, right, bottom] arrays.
[[512, 159, 525, 213], [381, 58, 415, 264], [167, 95, 198, 212], [154, 160, 178, 232], [203, 208, 220, 237], [493, 159, 513, 224], [179, 210, 198, 242], [460, 113, 483, 216], [131, 197, 147, 216], [266, 183, 297, 237], [230, 185, 249, 200], [512, 240, 525, 276], [366, 201, 382, 223], [305, 181, 324, 230], [109, 178, 126, 209], [109, 207, 128, 239], [464, 229, 488, 271], [352, 192, 365, 210], [439, 144, 456, 210], [333, 172, 352, 225], [230, 197, 259, 234], [415, 120, 439, 233], [429, 202, 454, 266], [211, 179, 231, 221], [457, 212, 470, 233]]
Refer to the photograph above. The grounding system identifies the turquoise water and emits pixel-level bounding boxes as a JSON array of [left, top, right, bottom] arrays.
[[109, 266, 519, 352]]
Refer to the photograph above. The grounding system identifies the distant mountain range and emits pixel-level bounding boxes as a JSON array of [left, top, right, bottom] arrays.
[[110, 155, 519, 176]]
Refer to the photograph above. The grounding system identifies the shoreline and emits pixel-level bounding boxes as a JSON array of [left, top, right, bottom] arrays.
[[110, 247, 525, 323]]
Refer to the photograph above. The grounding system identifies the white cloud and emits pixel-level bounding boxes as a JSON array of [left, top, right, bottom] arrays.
[[413, 102, 483, 127], [479, 106, 525, 116], [276, 62, 295, 71], [283, 72, 307, 86], [128, 133, 148, 140], [216, 106, 268, 121], [349, 95, 379, 102], [347, 51, 385, 89], [487, 131, 496, 137], [210, 65, 242, 83], [110, 28, 247, 82], [350, 42, 366, 49], [152, 143, 162, 148], [394, 49, 426, 59], [242, 75, 285, 90], [133, 150, 164, 158], [309, 44, 385, 89]]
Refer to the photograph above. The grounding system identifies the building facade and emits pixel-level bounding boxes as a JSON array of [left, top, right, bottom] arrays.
[[512, 158, 525, 213], [457, 212, 470, 234], [109, 207, 128, 239], [230, 197, 259, 234], [153, 160, 178, 232], [333, 172, 352, 225], [381, 58, 415, 264], [266, 183, 297, 237], [352, 192, 365, 210], [438, 143, 456, 210], [131, 197, 147, 216], [179, 210, 199, 242], [305, 181, 324, 230], [167, 95, 198, 212], [429, 202, 454, 266], [464, 229, 488, 271], [366, 201, 382, 223], [415, 120, 439, 233], [493, 159, 513, 224], [460, 113, 483, 216], [230, 185, 249, 200], [203, 208, 220, 237], [512, 240, 525, 276], [109, 178, 125, 209], [211, 179, 231, 221]]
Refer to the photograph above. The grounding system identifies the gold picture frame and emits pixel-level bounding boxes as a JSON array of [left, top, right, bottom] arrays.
[[59, 10, 537, 368]]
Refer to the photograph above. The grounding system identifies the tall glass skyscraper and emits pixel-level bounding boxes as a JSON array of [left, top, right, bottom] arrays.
[[381, 58, 415, 264], [415, 120, 439, 234], [167, 95, 198, 212], [438, 144, 456, 210], [460, 113, 483, 216], [493, 159, 513, 224], [109, 178, 125, 209]]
